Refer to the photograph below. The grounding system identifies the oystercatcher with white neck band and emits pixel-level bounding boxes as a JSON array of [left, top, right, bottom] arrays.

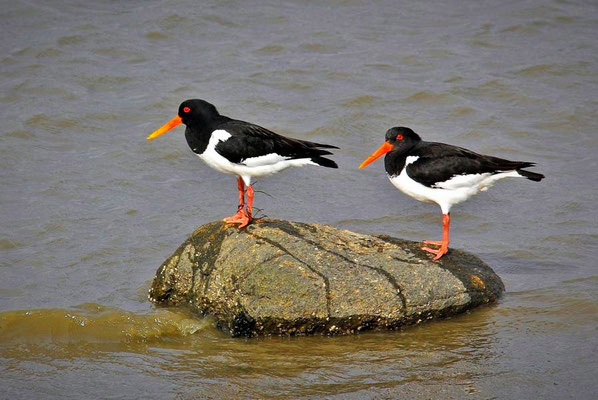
[[147, 99, 338, 228], [359, 127, 544, 260]]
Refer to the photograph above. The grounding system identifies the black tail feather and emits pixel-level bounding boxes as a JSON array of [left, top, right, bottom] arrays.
[[300, 139, 339, 150], [311, 156, 338, 168], [313, 142, 339, 149], [518, 169, 544, 181]]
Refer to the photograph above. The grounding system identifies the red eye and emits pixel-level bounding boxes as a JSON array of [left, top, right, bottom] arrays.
[[397, 134, 403, 140], [183, 107, 191, 113]]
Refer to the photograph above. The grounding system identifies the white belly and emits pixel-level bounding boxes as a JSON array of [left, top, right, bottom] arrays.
[[389, 156, 521, 213], [198, 129, 315, 185], [389, 171, 479, 214]]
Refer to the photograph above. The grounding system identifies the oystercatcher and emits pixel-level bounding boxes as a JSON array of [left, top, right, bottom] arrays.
[[359, 127, 544, 260], [147, 99, 338, 228]]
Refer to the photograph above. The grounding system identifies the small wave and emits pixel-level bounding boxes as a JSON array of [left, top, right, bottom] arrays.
[[25, 114, 77, 132], [0, 303, 210, 346], [144, 31, 170, 41], [516, 62, 591, 77], [404, 91, 456, 105], [341, 95, 376, 107], [252, 45, 286, 55], [299, 43, 341, 54], [57, 35, 86, 46]]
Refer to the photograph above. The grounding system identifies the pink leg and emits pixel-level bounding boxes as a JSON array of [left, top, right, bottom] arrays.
[[223, 177, 248, 224], [422, 213, 450, 261], [237, 184, 253, 229]]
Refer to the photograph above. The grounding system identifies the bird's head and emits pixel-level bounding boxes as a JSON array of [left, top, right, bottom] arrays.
[[359, 127, 421, 169], [146, 99, 220, 140]]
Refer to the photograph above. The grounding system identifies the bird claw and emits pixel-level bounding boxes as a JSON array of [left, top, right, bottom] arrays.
[[223, 211, 252, 229], [223, 210, 245, 223], [421, 242, 448, 261], [224, 217, 252, 229], [223, 211, 251, 228], [423, 240, 444, 246]]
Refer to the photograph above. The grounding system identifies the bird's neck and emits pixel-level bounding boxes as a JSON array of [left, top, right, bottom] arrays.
[[385, 142, 419, 177], [183, 115, 227, 154], [384, 150, 407, 177], [184, 124, 214, 155]]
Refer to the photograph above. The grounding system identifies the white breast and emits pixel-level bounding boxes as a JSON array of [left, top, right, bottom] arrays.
[[197, 129, 234, 174]]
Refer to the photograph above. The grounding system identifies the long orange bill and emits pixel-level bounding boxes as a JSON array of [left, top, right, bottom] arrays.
[[146, 115, 183, 140], [359, 141, 394, 169]]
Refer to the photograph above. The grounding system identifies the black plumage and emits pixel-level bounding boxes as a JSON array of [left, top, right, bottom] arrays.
[[382, 127, 544, 185], [180, 100, 338, 168]]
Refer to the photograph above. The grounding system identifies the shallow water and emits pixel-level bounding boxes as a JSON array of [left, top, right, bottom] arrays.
[[1, 0, 597, 398]]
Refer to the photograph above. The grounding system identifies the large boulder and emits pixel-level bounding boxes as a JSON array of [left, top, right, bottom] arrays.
[[149, 219, 504, 337]]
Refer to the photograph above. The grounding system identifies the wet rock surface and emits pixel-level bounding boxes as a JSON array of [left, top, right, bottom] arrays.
[[149, 219, 504, 337]]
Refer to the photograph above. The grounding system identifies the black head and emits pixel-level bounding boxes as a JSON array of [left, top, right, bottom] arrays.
[[384, 127, 421, 149], [359, 126, 421, 169], [178, 99, 220, 126], [147, 99, 221, 140]]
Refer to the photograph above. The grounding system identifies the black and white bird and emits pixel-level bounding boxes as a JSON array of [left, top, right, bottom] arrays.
[[359, 127, 544, 260], [147, 99, 338, 228]]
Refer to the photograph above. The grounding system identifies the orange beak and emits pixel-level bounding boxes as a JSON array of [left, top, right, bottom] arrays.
[[359, 141, 394, 169], [146, 115, 183, 140]]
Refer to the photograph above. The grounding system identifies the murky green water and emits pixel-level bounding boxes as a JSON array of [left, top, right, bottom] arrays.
[[1, 0, 597, 398]]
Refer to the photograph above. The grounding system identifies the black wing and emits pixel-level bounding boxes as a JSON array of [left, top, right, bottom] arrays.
[[214, 120, 338, 166], [407, 142, 536, 187]]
